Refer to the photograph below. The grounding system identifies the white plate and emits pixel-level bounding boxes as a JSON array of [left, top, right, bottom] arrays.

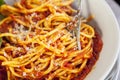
[[4, 0, 120, 80], [80, 0, 120, 80]]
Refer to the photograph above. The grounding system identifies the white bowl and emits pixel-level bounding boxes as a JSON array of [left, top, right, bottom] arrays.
[[81, 0, 120, 80]]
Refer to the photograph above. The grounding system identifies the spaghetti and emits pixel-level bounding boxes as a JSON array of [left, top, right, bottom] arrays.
[[0, 0, 102, 80]]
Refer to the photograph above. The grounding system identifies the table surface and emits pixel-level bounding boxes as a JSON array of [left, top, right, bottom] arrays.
[[106, 0, 120, 80]]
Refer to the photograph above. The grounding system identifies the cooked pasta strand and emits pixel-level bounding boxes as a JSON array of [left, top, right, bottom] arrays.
[[0, 0, 96, 80]]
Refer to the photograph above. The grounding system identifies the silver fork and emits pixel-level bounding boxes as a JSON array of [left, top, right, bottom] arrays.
[[67, 0, 83, 50]]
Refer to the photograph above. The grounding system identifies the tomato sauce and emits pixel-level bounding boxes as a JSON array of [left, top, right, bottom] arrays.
[[72, 31, 103, 80], [0, 31, 103, 80]]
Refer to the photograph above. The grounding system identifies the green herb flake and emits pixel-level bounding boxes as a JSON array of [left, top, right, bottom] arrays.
[[0, 0, 4, 6], [0, 0, 5, 20]]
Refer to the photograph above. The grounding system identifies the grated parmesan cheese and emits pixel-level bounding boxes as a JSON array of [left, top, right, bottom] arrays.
[[23, 72, 27, 76]]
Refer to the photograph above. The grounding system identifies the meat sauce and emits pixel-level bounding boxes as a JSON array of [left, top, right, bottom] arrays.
[[0, 61, 7, 80], [72, 31, 103, 80], [0, 31, 103, 80]]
